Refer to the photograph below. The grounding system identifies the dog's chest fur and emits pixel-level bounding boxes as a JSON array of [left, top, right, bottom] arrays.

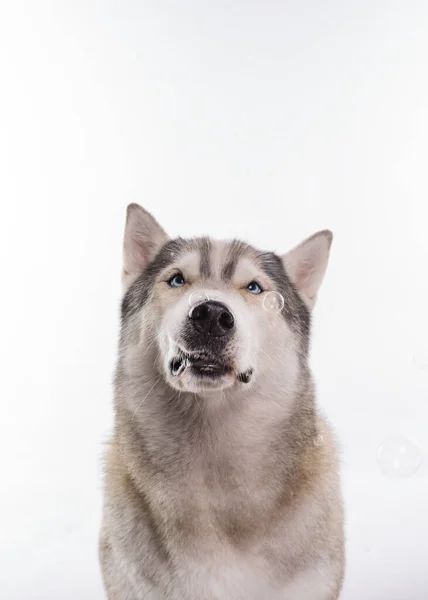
[[102, 408, 342, 600], [103, 459, 338, 600], [144, 548, 333, 600]]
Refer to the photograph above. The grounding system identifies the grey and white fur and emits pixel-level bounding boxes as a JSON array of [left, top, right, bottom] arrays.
[[99, 204, 345, 600]]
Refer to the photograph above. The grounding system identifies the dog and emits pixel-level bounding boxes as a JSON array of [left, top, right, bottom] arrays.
[[99, 203, 345, 600]]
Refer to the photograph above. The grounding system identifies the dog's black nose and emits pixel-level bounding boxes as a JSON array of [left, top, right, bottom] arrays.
[[188, 300, 235, 337]]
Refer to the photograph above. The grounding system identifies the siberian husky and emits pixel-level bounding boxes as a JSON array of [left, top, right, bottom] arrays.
[[99, 204, 345, 599]]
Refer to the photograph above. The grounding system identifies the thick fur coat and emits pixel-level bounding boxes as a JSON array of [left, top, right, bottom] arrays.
[[99, 204, 345, 600]]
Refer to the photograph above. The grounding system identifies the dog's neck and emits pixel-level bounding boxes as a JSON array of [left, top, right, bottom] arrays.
[[115, 366, 317, 492]]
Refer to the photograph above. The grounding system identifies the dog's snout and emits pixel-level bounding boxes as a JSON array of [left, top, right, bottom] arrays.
[[189, 300, 235, 337]]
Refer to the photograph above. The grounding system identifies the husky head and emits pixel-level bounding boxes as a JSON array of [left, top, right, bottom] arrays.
[[119, 204, 332, 402]]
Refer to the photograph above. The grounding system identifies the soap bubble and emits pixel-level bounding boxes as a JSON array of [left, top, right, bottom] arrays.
[[188, 290, 210, 307], [412, 355, 428, 370], [262, 291, 284, 313], [377, 435, 422, 477]]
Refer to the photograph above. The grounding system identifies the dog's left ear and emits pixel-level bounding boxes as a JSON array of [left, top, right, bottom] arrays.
[[123, 203, 169, 288], [282, 230, 333, 310]]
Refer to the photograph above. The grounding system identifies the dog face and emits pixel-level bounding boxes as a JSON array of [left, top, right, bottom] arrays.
[[120, 204, 332, 398]]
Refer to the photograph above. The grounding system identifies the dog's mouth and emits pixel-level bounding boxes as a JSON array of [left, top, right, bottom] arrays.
[[190, 359, 231, 378], [169, 353, 253, 384], [170, 354, 231, 379]]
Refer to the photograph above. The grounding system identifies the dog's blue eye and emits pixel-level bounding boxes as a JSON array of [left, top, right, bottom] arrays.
[[168, 273, 186, 287], [246, 281, 263, 294]]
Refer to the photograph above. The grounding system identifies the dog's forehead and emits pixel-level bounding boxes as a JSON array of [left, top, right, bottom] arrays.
[[176, 237, 259, 281]]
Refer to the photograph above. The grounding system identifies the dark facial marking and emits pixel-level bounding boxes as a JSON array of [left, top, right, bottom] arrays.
[[256, 251, 311, 354], [121, 238, 189, 321], [198, 237, 212, 279], [222, 239, 250, 281]]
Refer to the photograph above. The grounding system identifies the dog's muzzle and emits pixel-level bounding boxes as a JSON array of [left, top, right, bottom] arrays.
[[169, 300, 253, 385], [188, 300, 235, 341]]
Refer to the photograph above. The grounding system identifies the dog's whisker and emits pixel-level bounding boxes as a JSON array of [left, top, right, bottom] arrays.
[[193, 392, 202, 410], [131, 376, 161, 420], [141, 326, 170, 357]]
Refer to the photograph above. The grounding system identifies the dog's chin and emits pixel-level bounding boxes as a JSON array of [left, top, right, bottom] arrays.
[[166, 353, 254, 393]]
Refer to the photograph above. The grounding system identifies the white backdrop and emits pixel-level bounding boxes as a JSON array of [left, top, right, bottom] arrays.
[[1, 1, 427, 599]]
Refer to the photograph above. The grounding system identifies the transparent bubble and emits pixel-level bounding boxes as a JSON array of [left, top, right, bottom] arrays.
[[412, 354, 428, 370], [377, 435, 422, 477], [262, 291, 284, 313], [188, 290, 210, 307], [313, 434, 324, 447]]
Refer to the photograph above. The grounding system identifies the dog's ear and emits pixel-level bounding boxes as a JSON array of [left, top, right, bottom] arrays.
[[282, 230, 333, 310], [123, 203, 169, 287]]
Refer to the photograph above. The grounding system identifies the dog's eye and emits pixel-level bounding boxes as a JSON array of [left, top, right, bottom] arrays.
[[246, 281, 263, 294], [168, 273, 186, 288]]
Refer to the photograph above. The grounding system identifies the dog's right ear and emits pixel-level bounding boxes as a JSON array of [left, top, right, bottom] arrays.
[[282, 230, 333, 310], [122, 203, 169, 288]]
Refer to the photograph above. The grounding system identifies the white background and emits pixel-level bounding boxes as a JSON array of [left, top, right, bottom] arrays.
[[1, 1, 427, 599]]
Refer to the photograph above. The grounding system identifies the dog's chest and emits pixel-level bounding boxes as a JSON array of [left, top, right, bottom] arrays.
[[158, 496, 333, 600], [148, 467, 325, 598], [167, 552, 279, 600], [162, 551, 330, 600]]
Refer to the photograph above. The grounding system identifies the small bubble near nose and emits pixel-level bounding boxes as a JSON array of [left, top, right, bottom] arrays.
[[262, 291, 284, 313], [189, 290, 210, 307]]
